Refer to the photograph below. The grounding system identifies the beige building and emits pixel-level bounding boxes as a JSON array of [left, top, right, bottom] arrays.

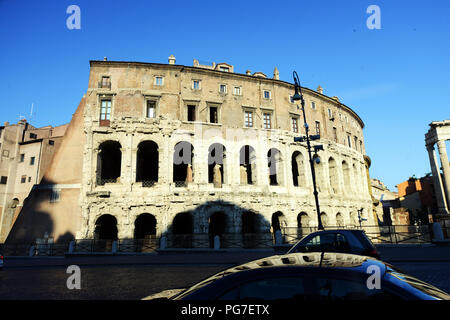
[[7, 56, 377, 246], [0, 120, 67, 242]]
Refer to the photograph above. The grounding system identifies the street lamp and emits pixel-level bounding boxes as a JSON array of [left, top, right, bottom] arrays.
[[292, 71, 324, 231]]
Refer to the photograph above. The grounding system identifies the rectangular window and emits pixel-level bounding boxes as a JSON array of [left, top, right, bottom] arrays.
[[311, 101, 316, 110], [192, 80, 201, 90], [100, 76, 111, 88], [187, 105, 196, 121], [219, 84, 227, 93], [219, 66, 229, 72], [210, 107, 218, 123], [328, 108, 333, 119], [21, 175, 26, 184], [100, 100, 111, 121], [155, 76, 163, 86], [263, 113, 271, 129], [233, 86, 241, 95], [49, 140, 54, 146], [354, 136, 358, 150], [30, 157, 35, 165], [347, 133, 352, 148], [263, 90, 271, 99], [28, 176, 32, 182], [20, 154, 25, 162], [146, 101, 156, 118], [360, 141, 363, 152], [29, 133, 37, 139], [244, 111, 253, 127], [333, 127, 338, 142], [2, 150, 9, 157], [0, 176, 7, 184], [292, 117, 299, 133], [315, 121, 320, 135]]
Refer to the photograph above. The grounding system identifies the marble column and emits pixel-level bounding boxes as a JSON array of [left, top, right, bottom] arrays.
[[426, 144, 448, 214], [437, 140, 450, 211]]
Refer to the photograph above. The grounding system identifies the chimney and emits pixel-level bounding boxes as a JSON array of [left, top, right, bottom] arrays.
[[168, 54, 176, 65], [103, 57, 107, 61], [246, 70, 251, 75], [317, 85, 323, 94], [273, 67, 279, 80]]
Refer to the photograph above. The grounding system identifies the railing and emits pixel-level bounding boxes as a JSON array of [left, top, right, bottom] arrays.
[[117, 238, 158, 253], [73, 239, 115, 253], [142, 180, 156, 188], [174, 181, 187, 188], [98, 178, 118, 185]]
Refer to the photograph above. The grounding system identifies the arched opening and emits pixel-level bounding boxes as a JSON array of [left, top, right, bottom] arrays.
[[134, 213, 157, 252], [291, 151, 305, 187], [136, 141, 159, 186], [134, 213, 157, 239], [349, 211, 358, 227], [320, 212, 328, 228], [342, 161, 351, 193], [94, 214, 118, 240], [242, 211, 259, 248], [173, 141, 194, 186], [209, 211, 227, 248], [297, 212, 310, 238], [268, 148, 283, 186], [239, 145, 256, 185], [336, 212, 344, 228], [97, 141, 122, 185], [328, 157, 339, 194], [171, 211, 193, 248], [208, 143, 226, 187]]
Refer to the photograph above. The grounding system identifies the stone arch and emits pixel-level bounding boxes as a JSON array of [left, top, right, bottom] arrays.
[[208, 143, 226, 186], [336, 212, 344, 227], [268, 148, 284, 186], [172, 211, 193, 234], [292, 151, 306, 187], [134, 213, 157, 239], [97, 141, 122, 185], [342, 160, 351, 193], [94, 214, 118, 240], [242, 210, 259, 234], [320, 212, 328, 228], [239, 145, 257, 185], [349, 211, 358, 227], [271, 211, 286, 232], [328, 157, 339, 194], [136, 140, 159, 185], [297, 212, 311, 238], [173, 141, 194, 185]]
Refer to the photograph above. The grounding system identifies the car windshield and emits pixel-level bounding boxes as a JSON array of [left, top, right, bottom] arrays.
[[385, 264, 450, 300]]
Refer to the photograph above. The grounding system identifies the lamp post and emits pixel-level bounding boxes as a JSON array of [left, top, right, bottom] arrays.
[[292, 71, 324, 231]]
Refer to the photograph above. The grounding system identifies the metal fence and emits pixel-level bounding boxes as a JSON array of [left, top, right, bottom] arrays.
[[0, 224, 440, 256]]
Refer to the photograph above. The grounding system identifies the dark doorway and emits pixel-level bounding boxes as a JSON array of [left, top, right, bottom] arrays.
[[240, 145, 256, 184], [98, 141, 122, 185], [134, 213, 157, 239], [208, 144, 225, 185], [242, 211, 259, 248], [173, 142, 194, 186], [209, 211, 227, 248], [136, 141, 159, 186], [94, 214, 118, 252], [172, 211, 193, 248]]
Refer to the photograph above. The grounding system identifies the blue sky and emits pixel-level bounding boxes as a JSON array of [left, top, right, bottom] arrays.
[[1, 0, 449, 191]]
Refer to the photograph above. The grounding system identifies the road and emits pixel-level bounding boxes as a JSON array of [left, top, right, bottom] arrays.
[[1, 258, 449, 299]]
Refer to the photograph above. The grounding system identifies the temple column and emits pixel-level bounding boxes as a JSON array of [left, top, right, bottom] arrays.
[[427, 143, 448, 214], [437, 140, 450, 211]]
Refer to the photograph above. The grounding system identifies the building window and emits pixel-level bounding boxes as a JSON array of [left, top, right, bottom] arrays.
[[233, 86, 242, 96], [155, 76, 164, 86], [49, 140, 54, 146], [146, 100, 156, 118], [291, 117, 299, 133], [219, 84, 227, 94], [311, 101, 316, 110], [244, 111, 253, 127], [20, 154, 25, 162], [50, 189, 60, 203], [328, 108, 333, 119], [100, 100, 111, 121], [333, 127, 338, 142], [209, 106, 218, 123], [315, 121, 320, 135], [30, 157, 35, 165], [263, 90, 271, 99], [99, 76, 111, 89], [187, 105, 196, 121], [192, 80, 201, 90], [263, 113, 272, 129], [21, 175, 26, 184], [219, 66, 229, 72], [347, 133, 352, 148], [360, 140, 363, 152], [29, 133, 37, 139], [0, 176, 7, 184], [354, 136, 358, 150], [28, 176, 32, 182]]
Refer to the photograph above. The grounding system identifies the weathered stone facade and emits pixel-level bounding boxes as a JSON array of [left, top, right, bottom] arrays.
[[77, 57, 375, 241]]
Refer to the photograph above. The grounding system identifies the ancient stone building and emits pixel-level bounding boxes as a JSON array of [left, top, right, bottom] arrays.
[[6, 56, 376, 246]]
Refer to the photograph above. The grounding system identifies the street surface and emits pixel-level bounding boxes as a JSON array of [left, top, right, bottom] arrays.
[[0, 254, 449, 299]]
